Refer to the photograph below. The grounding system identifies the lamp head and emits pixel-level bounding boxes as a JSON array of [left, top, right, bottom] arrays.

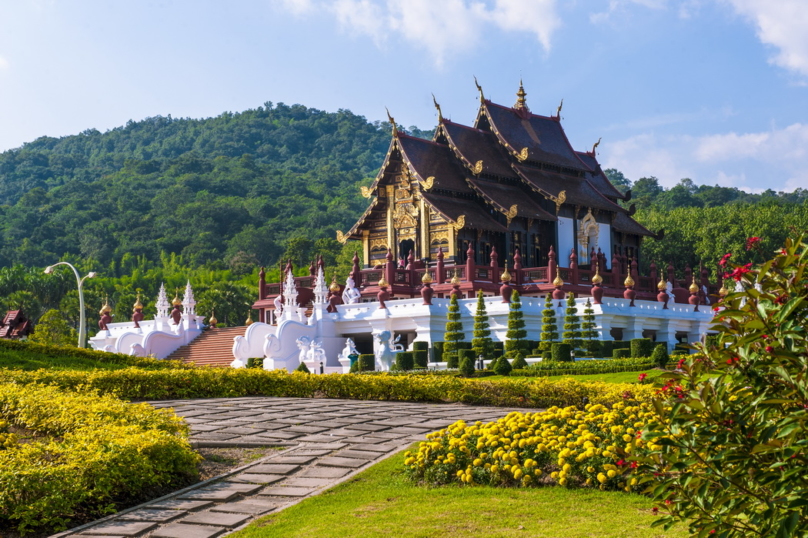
[[88, 272, 97, 278], [44, 266, 54, 274]]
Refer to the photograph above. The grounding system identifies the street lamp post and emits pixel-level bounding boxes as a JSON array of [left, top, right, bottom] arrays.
[[44, 262, 96, 348]]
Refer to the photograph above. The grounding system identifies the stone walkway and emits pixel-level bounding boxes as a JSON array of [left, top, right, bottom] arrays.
[[55, 397, 528, 538]]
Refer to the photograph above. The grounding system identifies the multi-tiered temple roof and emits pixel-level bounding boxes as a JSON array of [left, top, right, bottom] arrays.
[[339, 81, 654, 270]]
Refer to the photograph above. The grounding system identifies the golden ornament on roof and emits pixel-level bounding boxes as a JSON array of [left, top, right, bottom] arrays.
[[329, 274, 341, 292], [209, 311, 218, 326], [172, 291, 182, 307], [514, 79, 527, 109], [689, 276, 699, 294], [657, 278, 667, 291], [501, 261, 512, 283], [421, 271, 433, 284], [378, 275, 389, 288], [718, 281, 728, 297], [623, 274, 635, 288], [133, 291, 143, 311], [245, 311, 254, 326], [552, 267, 564, 288], [450, 270, 461, 285], [591, 264, 603, 285], [99, 296, 112, 315]]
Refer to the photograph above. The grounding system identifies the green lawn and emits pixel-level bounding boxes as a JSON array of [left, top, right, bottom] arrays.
[[231, 451, 685, 538], [480, 369, 664, 384], [0, 347, 134, 371]]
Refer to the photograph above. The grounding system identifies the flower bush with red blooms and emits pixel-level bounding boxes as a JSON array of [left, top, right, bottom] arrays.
[[637, 233, 808, 537]]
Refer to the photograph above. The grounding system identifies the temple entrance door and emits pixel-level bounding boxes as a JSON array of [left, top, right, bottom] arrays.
[[399, 239, 414, 263]]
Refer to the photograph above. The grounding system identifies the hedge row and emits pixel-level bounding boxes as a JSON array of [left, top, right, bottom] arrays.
[[511, 356, 656, 378], [0, 368, 655, 409], [0, 338, 187, 370], [0, 383, 198, 533]]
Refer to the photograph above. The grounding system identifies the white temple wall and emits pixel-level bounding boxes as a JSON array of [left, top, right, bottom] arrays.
[[557, 217, 575, 267]]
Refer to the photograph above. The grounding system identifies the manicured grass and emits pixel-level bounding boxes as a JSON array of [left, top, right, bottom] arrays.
[[231, 451, 685, 538], [0, 347, 134, 371], [479, 369, 664, 384], [0, 340, 184, 371]]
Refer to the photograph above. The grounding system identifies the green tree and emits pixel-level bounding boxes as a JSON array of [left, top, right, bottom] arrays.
[[580, 298, 599, 356], [539, 293, 558, 352], [505, 290, 526, 356], [604, 168, 632, 194], [443, 294, 465, 357], [29, 309, 76, 346], [196, 282, 253, 327], [562, 293, 581, 353], [471, 290, 494, 360]]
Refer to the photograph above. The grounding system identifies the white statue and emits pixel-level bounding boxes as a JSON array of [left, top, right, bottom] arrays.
[[308, 339, 326, 369], [342, 276, 361, 304], [666, 281, 673, 294], [273, 294, 283, 319], [129, 343, 146, 357], [701, 285, 711, 305], [374, 330, 398, 372], [339, 338, 358, 360], [296, 336, 311, 365], [391, 333, 405, 352]]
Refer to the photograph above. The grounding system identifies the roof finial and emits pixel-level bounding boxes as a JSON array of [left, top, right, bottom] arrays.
[[592, 137, 601, 154], [385, 107, 398, 138], [515, 79, 528, 110], [432, 93, 443, 123], [556, 98, 563, 117], [474, 75, 484, 103]]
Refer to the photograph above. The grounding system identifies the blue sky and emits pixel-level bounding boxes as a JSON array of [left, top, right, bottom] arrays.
[[1, 0, 807, 193]]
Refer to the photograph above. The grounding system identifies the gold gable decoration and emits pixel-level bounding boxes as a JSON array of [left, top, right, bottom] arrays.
[[360, 186, 373, 199], [503, 204, 518, 227], [545, 190, 566, 215], [472, 160, 484, 175], [450, 215, 466, 232], [419, 176, 434, 190], [336, 230, 348, 244], [516, 147, 529, 162]]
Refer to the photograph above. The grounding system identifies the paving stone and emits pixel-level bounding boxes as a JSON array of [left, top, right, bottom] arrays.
[[209, 499, 277, 515], [251, 430, 304, 440], [336, 449, 384, 460], [259, 486, 317, 497], [151, 523, 226, 538], [298, 465, 353, 478], [285, 424, 330, 434], [389, 426, 433, 434], [339, 436, 390, 444], [146, 499, 213, 511], [181, 510, 251, 528], [270, 455, 317, 464], [282, 477, 333, 487], [217, 426, 268, 435], [290, 448, 333, 456], [299, 442, 346, 450], [227, 473, 286, 484], [191, 432, 241, 440], [248, 463, 300, 474], [178, 482, 262, 502], [80, 520, 157, 536], [296, 433, 348, 443], [362, 432, 408, 440], [118, 508, 186, 522], [317, 456, 369, 468], [342, 423, 390, 432], [348, 443, 398, 453]]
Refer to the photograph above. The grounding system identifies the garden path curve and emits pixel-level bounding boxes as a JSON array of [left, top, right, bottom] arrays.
[[54, 396, 529, 538]]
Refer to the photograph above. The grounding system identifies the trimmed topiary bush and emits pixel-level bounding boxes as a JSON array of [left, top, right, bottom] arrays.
[[562, 293, 582, 353], [630, 338, 654, 358], [396, 351, 414, 371], [295, 362, 311, 373], [432, 342, 444, 363], [541, 350, 552, 360], [444, 295, 465, 357], [539, 294, 558, 353], [412, 341, 429, 352], [651, 343, 669, 368], [599, 340, 614, 359], [494, 356, 512, 376], [505, 290, 527, 356], [612, 340, 631, 350], [511, 352, 528, 370], [413, 350, 428, 368], [472, 290, 495, 360], [613, 348, 631, 359], [356, 354, 375, 372], [551, 342, 572, 362], [445, 352, 459, 369], [458, 349, 475, 377]]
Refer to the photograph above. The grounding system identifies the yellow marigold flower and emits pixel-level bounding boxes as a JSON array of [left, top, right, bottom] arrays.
[[404, 457, 415, 465], [562, 463, 571, 472], [513, 468, 523, 480], [607, 470, 617, 478], [534, 469, 543, 477], [597, 473, 607, 483], [473, 458, 482, 467]]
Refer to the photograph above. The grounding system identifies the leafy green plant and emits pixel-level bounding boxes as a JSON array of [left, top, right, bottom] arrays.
[[295, 362, 310, 373], [639, 233, 808, 537], [505, 290, 526, 356], [650, 344, 668, 368], [562, 294, 582, 352], [444, 295, 465, 358], [396, 351, 414, 371], [539, 294, 558, 353], [511, 352, 528, 370], [471, 290, 494, 360], [552, 343, 572, 362], [581, 299, 599, 355], [494, 356, 512, 376], [458, 350, 475, 377], [630, 338, 653, 358]]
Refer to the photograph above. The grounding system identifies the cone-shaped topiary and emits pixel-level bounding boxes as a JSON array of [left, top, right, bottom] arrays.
[[458, 349, 475, 377], [539, 293, 558, 352], [471, 290, 495, 360], [295, 362, 310, 373], [494, 356, 512, 376], [505, 290, 526, 356], [487, 356, 500, 371], [581, 298, 600, 355], [651, 343, 669, 368], [511, 351, 529, 370], [444, 294, 465, 357], [562, 293, 582, 353]]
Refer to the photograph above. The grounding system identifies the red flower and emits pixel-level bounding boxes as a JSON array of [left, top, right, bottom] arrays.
[[726, 357, 739, 365], [664, 499, 672, 505], [718, 253, 732, 267], [729, 263, 752, 282], [617, 459, 625, 466], [775, 294, 788, 305], [638, 373, 648, 383], [765, 345, 774, 353], [677, 358, 686, 369], [631, 461, 638, 469], [745, 236, 761, 250], [651, 507, 659, 515]]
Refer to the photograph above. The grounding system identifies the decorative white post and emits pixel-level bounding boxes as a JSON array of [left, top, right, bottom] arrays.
[[283, 269, 298, 321], [156, 283, 169, 318], [182, 280, 196, 316], [313, 265, 328, 306]]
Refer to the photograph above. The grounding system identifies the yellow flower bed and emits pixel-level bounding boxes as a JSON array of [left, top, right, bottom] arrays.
[[406, 401, 660, 492], [0, 383, 200, 534]]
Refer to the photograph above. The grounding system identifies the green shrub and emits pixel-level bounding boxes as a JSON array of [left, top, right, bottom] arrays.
[[630, 338, 654, 358], [445, 351, 459, 369], [651, 343, 669, 368], [552, 343, 572, 362], [511, 352, 528, 370], [562, 293, 582, 352], [246, 357, 264, 369], [505, 290, 526, 355], [640, 233, 808, 537], [296, 362, 311, 373], [471, 290, 494, 360], [487, 356, 500, 371], [613, 348, 631, 359], [599, 340, 614, 359], [494, 356, 512, 376], [493, 341, 504, 354], [413, 350, 428, 368], [396, 351, 414, 371], [0, 383, 198, 533], [540, 294, 559, 351], [0, 339, 186, 371], [412, 341, 429, 351], [541, 350, 552, 361], [611, 340, 631, 350], [512, 356, 655, 377], [444, 295, 465, 356], [458, 350, 475, 377], [432, 342, 444, 363], [28, 309, 76, 346], [350, 354, 375, 373]]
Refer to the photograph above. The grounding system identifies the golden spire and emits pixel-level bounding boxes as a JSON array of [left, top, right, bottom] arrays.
[[556, 98, 563, 117], [450, 270, 461, 286], [501, 260, 512, 283], [329, 272, 340, 293], [209, 310, 218, 326], [689, 275, 699, 294], [552, 267, 564, 288], [718, 281, 728, 297], [133, 290, 143, 311], [378, 275, 389, 288], [386, 107, 398, 137], [245, 310, 253, 326], [172, 288, 182, 307], [591, 263, 603, 285], [514, 79, 527, 110], [432, 93, 443, 123], [592, 137, 601, 154], [657, 277, 667, 291], [623, 274, 635, 288], [99, 295, 112, 315], [421, 271, 433, 284], [474, 75, 485, 103]]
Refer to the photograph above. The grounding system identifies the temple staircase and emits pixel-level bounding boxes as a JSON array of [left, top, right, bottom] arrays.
[[165, 326, 246, 367]]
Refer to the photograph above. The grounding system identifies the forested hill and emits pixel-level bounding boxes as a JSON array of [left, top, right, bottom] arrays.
[[0, 102, 431, 270]]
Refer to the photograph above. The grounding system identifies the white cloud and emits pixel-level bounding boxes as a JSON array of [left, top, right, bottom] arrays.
[[0, 55, 8, 70], [601, 123, 808, 192], [276, 0, 560, 66], [589, 0, 667, 24], [722, 0, 808, 77]]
